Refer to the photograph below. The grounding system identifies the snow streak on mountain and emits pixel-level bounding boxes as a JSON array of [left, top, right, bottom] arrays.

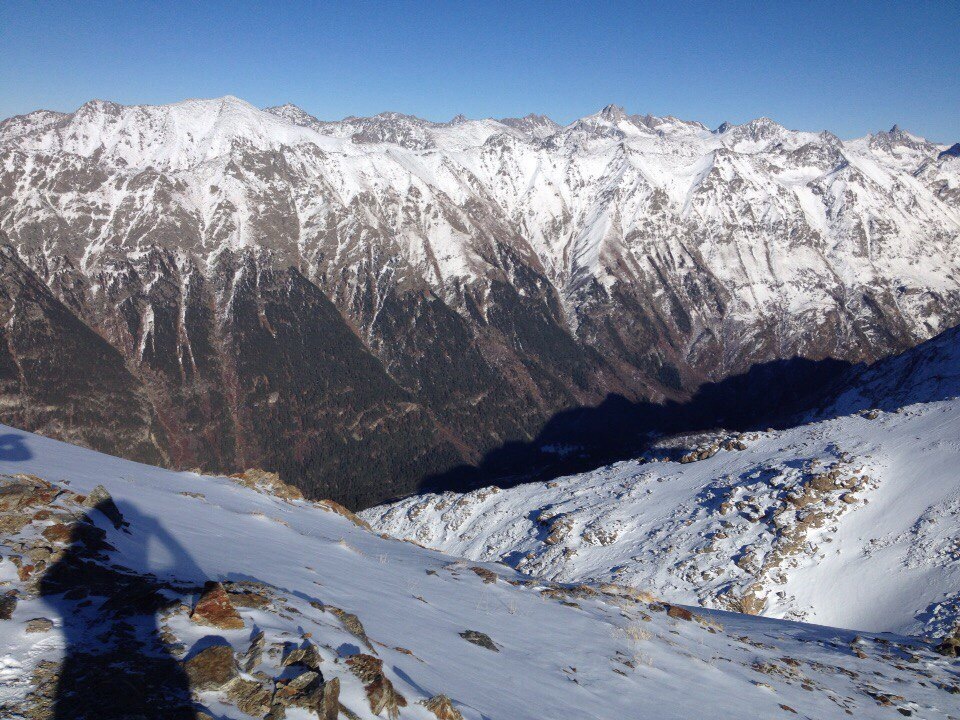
[[1, 96, 959, 506]]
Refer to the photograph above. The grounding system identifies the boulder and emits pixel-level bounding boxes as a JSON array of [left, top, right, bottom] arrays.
[[183, 643, 238, 691], [459, 629, 499, 652], [0, 593, 16, 620], [421, 694, 464, 720], [346, 654, 407, 719], [82, 485, 126, 528], [329, 606, 373, 650], [226, 676, 273, 716], [282, 641, 323, 671], [318, 677, 340, 720], [191, 581, 244, 630], [25, 617, 54, 633], [243, 629, 265, 672]]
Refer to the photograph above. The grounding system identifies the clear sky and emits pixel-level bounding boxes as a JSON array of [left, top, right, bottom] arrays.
[[2, 0, 958, 141]]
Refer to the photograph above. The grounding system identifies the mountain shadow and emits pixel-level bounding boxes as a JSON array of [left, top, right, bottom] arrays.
[[38, 500, 203, 719], [418, 356, 852, 496]]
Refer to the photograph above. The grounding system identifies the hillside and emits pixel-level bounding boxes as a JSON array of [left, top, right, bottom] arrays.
[[1, 424, 959, 718], [364, 329, 960, 637]]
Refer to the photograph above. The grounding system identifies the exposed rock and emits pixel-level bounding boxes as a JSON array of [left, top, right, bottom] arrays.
[[0, 593, 16, 619], [936, 626, 960, 657], [230, 469, 304, 501], [25, 617, 54, 633], [243, 629, 266, 672], [318, 499, 372, 529], [282, 640, 323, 671], [273, 669, 325, 710], [598, 583, 657, 604], [82, 484, 126, 528], [459, 629, 499, 652], [346, 653, 407, 719], [318, 676, 340, 720], [666, 605, 693, 622], [190, 581, 244, 629], [183, 643, 239, 691], [226, 676, 274, 716], [470, 566, 497, 584], [329, 606, 373, 650], [421, 694, 464, 720], [225, 581, 272, 608]]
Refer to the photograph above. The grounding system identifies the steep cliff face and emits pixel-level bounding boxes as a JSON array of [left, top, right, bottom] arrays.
[[0, 242, 162, 463], [0, 96, 958, 506]]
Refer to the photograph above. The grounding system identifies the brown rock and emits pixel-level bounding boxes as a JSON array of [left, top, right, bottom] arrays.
[[191, 581, 244, 630], [470, 566, 497, 584], [0, 593, 17, 620], [0, 475, 55, 512], [317, 499, 371, 529], [183, 643, 238, 690], [421, 694, 464, 720], [274, 669, 323, 709], [226, 677, 273, 716], [347, 654, 407, 720], [666, 605, 693, 621], [25, 617, 54, 633], [231, 470, 305, 501], [318, 677, 340, 720], [329, 606, 373, 650], [282, 641, 323, 671], [41, 523, 73, 543]]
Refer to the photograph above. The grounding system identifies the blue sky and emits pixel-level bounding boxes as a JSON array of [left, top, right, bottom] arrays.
[[2, 0, 958, 141]]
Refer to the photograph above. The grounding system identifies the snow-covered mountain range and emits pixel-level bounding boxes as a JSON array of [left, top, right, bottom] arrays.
[[1, 96, 959, 506], [363, 326, 960, 637], [2, 422, 959, 719]]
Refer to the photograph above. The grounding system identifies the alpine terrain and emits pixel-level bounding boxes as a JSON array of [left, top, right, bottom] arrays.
[[1, 96, 959, 507], [364, 325, 960, 640], [2, 424, 960, 719]]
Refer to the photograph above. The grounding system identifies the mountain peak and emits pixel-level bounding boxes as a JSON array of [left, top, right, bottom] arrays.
[[599, 104, 627, 121]]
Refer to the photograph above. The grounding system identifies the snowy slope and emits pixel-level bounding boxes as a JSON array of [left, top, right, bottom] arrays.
[[365, 330, 960, 638], [817, 324, 960, 417], [2, 426, 959, 718]]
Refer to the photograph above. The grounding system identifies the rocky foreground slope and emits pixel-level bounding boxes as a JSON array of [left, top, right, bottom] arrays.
[[1, 97, 959, 506], [364, 326, 960, 637], [1, 426, 960, 719]]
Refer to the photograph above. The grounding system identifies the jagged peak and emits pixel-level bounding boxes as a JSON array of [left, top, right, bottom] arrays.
[[598, 104, 627, 122], [264, 103, 322, 127]]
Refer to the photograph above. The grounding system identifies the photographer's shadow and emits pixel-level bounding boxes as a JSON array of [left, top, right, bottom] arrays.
[[39, 499, 205, 719]]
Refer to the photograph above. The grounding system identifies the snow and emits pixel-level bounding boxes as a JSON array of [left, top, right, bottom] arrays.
[[2, 96, 958, 338], [1, 423, 959, 717], [365, 330, 960, 639]]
